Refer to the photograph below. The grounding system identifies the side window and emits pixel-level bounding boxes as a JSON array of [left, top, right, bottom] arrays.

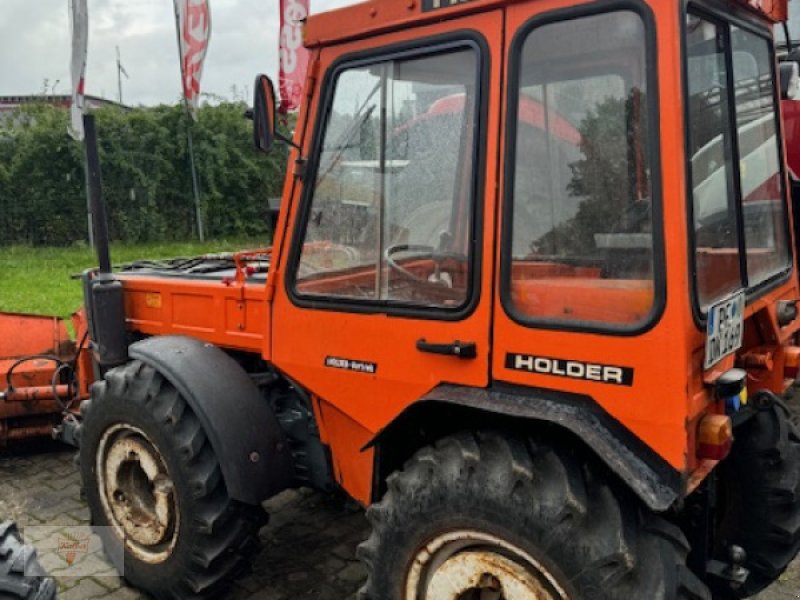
[[293, 49, 479, 310], [731, 26, 790, 287], [686, 12, 791, 312], [686, 14, 742, 310], [506, 10, 658, 328]]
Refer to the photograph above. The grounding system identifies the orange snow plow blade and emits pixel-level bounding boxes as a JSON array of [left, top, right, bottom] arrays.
[[0, 312, 83, 445]]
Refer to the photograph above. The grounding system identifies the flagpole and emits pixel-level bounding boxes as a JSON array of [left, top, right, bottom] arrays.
[[173, 1, 204, 242], [116, 46, 124, 104], [186, 125, 204, 241]]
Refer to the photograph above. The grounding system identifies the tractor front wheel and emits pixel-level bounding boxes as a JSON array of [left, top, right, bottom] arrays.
[[358, 431, 710, 600], [79, 360, 265, 599]]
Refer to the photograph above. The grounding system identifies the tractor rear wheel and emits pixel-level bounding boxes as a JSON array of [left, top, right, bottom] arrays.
[[79, 360, 265, 599], [0, 521, 56, 600], [712, 398, 800, 598], [358, 431, 710, 600]]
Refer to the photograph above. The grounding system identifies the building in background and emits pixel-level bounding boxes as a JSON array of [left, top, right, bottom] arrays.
[[0, 94, 127, 118]]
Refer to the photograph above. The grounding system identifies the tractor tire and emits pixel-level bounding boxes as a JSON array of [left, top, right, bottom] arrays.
[[79, 360, 265, 600], [712, 398, 800, 598], [0, 521, 56, 600], [783, 383, 800, 430], [357, 430, 710, 600]]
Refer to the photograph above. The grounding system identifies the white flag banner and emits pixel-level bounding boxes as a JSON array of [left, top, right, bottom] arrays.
[[68, 0, 88, 141], [174, 0, 211, 120]]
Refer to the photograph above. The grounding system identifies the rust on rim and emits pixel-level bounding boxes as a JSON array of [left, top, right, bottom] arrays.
[[96, 423, 179, 563], [405, 530, 571, 600]]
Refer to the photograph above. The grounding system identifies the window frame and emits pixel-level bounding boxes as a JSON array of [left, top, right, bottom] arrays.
[[683, 0, 793, 327], [499, 0, 666, 336], [285, 32, 489, 320]]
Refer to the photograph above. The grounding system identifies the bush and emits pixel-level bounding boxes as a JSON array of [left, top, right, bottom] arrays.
[[0, 103, 289, 246]]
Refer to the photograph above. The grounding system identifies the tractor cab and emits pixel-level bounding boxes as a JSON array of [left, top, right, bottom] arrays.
[[254, 0, 800, 480]]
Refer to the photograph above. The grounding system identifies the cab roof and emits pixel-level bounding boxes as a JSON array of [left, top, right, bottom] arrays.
[[304, 0, 787, 47]]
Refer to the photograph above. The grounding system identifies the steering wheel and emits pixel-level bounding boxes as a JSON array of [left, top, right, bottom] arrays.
[[383, 243, 466, 302]]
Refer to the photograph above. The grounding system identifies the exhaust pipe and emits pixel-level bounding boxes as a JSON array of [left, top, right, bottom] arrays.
[[84, 114, 128, 368]]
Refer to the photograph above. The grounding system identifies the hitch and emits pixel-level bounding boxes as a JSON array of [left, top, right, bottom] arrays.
[[52, 414, 82, 448], [706, 545, 749, 589]]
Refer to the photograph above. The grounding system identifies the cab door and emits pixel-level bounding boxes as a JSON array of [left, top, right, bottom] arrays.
[[492, 0, 688, 470], [271, 11, 502, 503]]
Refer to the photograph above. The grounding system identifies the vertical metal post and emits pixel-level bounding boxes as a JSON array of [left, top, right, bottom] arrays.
[[84, 155, 94, 249], [173, 1, 204, 241], [83, 113, 111, 273], [116, 46, 123, 104], [186, 119, 204, 241], [375, 64, 388, 300]]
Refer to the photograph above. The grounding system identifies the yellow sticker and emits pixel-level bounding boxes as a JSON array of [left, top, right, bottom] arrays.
[[740, 387, 748, 406], [145, 293, 162, 309]]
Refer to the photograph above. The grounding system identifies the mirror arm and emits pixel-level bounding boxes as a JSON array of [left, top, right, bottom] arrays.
[[275, 130, 302, 151]]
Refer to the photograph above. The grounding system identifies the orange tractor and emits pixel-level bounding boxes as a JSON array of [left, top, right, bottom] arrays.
[[5, 0, 800, 597]]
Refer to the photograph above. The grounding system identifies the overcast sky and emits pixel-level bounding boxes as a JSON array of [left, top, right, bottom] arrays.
[[0, 0, 356, 106]]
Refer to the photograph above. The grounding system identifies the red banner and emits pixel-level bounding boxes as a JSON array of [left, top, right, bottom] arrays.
[[279, 0, 310, 113], [175, 0, 211, 119]]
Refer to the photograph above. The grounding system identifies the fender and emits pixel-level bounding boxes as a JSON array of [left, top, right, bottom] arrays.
[[128, 336, 294, 505], [368, 384, 683, 512]]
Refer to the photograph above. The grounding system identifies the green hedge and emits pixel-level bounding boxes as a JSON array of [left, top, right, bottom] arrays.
[[0, 103, 288, 246]]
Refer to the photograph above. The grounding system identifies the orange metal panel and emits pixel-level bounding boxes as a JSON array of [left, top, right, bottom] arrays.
[[121, 276, 267, 353], [172, 293, 216, 332], [315, 399, 374, 505], [0, 312, 71, 359], [0, 358, 58, 389], [305, 0, 787, 47]]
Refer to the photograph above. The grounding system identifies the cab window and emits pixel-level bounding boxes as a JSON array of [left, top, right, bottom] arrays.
[[292, 47, 480, 310], [686, 11, 790, 311], [505, 10, 658, 329]]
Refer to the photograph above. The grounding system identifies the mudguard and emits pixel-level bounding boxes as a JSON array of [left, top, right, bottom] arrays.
[[369, 384, 683, 512], [128, 335, 293, 505]]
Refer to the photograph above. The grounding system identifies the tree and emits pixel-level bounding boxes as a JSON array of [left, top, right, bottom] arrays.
[[536, 90, 649, 257]]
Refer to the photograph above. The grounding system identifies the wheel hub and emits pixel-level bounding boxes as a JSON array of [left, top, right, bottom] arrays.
[[97, 424, 178, 563], [406, 531, 570, 600]]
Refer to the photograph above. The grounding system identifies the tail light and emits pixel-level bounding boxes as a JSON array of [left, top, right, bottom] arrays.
[[697, 414, 733, 461], [784, 346, 800, 380]]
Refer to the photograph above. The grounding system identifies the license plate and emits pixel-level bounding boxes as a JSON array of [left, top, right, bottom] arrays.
[[704, 291, 745, 369]]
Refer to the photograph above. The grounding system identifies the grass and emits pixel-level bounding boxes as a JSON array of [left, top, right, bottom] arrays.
[[0, 239, 266, 320]]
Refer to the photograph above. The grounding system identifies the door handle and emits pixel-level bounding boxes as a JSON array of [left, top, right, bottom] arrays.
[[416, 338, 477, 359]]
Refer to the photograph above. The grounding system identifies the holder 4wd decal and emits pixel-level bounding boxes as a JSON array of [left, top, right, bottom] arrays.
[[421, 0, 480, 12], [325, 356, 378, 374], [506, 352, 634, 386]]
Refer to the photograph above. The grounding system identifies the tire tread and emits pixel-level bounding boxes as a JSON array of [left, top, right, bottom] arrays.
[[80, 359, 265, 600], [358, 430, 709, 600]]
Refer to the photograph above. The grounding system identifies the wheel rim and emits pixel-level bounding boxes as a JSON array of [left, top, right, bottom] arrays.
[[96, 423, 179, 563], [405, 530, 571, 600]]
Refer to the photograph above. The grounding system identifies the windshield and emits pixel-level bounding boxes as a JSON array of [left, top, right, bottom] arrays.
[[686, 13, 790, 311]]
